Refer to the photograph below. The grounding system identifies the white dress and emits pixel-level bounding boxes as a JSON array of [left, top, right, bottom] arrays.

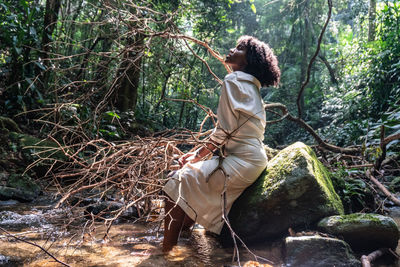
[[163, 71, 268, 234]]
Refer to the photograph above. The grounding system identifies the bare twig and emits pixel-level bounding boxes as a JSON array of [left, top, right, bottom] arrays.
[[165, 97, 217, 127], [0, 226, 71, 267], [383, 132, 400, 145], [264, 102, 359, 154], [361, 248, 390, 267], [366, 169, 400, 206], [166, 33, 232, 73], [183, 39, 223, 84], [345, 164, 374, 169]]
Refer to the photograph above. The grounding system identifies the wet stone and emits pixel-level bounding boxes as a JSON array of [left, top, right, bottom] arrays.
[[0, 254, 9, 265], [318, 213, 400, 251], [285, 235, 360, 267], [0, 186, 39, 203], [0, 174, 41, 202], [83, 200, 139, 221]]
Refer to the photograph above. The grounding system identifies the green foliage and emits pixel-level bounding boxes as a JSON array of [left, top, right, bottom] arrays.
[[331, 163, 372, 213], [0, 0, 45, 113], [316, 1, 400, 156], [0, 0, 399, 157], [0, 0, 43, 57]]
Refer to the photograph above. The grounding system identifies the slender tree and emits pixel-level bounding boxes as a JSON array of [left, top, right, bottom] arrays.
[[368, 0, 377, 41]]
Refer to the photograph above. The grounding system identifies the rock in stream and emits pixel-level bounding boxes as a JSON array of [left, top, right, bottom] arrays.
[[318, 213, 400, 251], [285, 235, 360, 267], [221, 142, 344, 244]]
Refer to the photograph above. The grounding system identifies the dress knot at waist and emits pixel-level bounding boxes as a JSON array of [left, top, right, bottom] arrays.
[[224, 137, 264, 148]]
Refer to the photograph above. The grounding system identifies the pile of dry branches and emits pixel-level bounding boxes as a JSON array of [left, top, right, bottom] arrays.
[[34, 130, 215, 228]]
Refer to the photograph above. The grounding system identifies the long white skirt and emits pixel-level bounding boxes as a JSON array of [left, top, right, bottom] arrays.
[[163, 145, 267, 234]]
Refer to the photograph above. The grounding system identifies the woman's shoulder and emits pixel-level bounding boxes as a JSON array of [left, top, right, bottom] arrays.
[[224, 71, 261, 89], [224, 72, 238, 82]]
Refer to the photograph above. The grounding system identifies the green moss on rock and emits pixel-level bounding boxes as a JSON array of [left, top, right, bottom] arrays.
[[7, 174, 40, 194], [9, 132, 67, 161], [260, 142, 343, 214], [221, 142, 344, 244], [318, 213, 400, 251]]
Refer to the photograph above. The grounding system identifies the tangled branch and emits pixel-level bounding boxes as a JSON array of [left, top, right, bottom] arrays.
[[0, 227, 71, 267]]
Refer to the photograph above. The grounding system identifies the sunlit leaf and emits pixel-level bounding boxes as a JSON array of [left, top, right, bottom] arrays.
[[105, 111, 121, 119], [250, 3, 256, 14]]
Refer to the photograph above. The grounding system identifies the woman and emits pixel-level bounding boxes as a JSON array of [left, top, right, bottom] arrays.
[[163, 35, 281, 252]]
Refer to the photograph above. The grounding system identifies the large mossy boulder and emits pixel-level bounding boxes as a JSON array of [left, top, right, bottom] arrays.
[[318, 213, 400, 251], [221, 142, 344, 244], [285, 235, 360, 267]]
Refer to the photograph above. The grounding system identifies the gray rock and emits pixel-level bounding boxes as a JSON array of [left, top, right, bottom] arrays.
[[285, 235, 361, 267], [0, 174, 40, 202], [85, 200, 138, 219], [317, 213, 400, 251], [0, 200, 19, 206], [221, 142, 343, 244], [0, 254, 10, 265], [0, 186, 39, 202], [0, 172, 9, 184]]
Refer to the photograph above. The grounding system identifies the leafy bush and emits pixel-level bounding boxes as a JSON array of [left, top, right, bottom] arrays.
[[331, 163, 374, 213]]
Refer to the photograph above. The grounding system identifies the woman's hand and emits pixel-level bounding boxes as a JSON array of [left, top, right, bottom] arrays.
[[178, 151, 199, 167], [178, 142, 218, 167]]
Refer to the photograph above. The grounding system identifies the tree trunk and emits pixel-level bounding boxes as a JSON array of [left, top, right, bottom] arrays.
[[178, 101, 185, 127], [94, 38, 113, 83], [66, 0, 84, 57], [40, 0, 61, 91], [114, 35, 144, 112], [42, 0, 61, 55], [155, 71, 171, 112], [368, 0, 377, 42]]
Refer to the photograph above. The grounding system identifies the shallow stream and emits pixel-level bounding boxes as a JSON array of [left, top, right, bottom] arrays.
[[0, 195, 282, 266], [0, 195, 398, 267]]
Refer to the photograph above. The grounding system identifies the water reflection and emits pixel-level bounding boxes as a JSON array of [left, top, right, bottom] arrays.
[[0, 198, 281, 266], [0, 198, 398, 266]]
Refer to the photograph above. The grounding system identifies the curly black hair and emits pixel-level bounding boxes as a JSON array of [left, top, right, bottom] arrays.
[[237, 35, 281, 87]]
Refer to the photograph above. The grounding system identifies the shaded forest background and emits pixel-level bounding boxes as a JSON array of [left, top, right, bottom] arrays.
[[0, 0, 399, 212], [1, 0, 399, 148]]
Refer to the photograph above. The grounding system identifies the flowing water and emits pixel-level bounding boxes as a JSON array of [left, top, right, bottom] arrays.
[[0, 195, 399, 267], [0, 196, 282, 266]]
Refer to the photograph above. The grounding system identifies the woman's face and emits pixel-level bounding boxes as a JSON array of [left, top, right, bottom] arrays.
[[225, 43, 248, 71]]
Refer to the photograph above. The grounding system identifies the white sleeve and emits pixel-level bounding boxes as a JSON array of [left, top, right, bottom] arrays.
[[209, 77, 255, 144]]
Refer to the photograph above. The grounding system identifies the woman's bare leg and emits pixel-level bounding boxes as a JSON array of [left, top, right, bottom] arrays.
[[163, 197, 186, 252], [182, 214, 194, 231]]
